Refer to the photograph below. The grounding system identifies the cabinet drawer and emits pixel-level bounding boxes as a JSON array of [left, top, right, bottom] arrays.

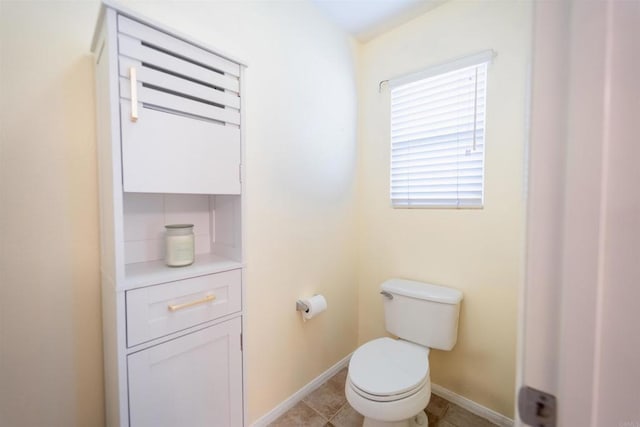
[[126, 269, 241, 347]]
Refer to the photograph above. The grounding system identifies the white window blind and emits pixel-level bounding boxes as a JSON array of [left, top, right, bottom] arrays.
[[390, 54, 491, 208]]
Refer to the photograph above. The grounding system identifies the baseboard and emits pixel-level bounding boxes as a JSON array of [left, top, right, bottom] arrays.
[[431, 383, 514, 427], [251, 353, 352, 427]]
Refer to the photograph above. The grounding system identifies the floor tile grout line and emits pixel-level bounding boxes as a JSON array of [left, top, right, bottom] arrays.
[[301, 399, 331, 423], [327, 401, 349, 422]]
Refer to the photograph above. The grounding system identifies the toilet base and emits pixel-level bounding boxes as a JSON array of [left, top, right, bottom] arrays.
[[346, 377, 431, 424], [362, 410, 428, 427]]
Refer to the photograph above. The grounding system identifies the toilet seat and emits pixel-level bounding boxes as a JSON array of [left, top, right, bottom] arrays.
[[349, 375, 428, 402], [348, 337, 429, 402]]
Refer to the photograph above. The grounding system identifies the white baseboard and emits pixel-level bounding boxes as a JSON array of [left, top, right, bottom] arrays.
[[431, 383, 514, 427], [251, 353, 351, 427]]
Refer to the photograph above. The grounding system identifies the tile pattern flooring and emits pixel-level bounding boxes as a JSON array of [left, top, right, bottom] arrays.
[[269, 368, 499, 427]]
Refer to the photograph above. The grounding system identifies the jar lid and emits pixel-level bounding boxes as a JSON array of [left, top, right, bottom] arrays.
[[165, 224, 194, 229]]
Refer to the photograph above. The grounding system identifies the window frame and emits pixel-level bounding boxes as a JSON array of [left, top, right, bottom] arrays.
[[388, 50, 495, 209]]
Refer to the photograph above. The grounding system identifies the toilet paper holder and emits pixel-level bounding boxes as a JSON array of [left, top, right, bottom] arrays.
[[295, 300, 309, 312], [296, 295, 328, 321]]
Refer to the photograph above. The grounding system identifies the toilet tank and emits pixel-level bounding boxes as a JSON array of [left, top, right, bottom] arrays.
[[381, 278, 463, 351]]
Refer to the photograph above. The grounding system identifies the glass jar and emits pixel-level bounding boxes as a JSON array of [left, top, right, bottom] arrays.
[[165, 224, 195, 267]]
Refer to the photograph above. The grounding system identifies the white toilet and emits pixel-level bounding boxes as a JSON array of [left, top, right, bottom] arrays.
[[346, 278, 463, 427]]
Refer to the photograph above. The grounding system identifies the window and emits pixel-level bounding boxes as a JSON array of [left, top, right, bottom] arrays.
[[389, 51, 493, 208]]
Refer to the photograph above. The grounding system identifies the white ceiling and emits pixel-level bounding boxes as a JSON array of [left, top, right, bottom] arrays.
[[311, 0, 447, 42]]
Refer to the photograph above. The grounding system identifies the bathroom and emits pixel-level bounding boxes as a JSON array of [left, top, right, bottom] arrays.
[[0, 1, 638, 427]]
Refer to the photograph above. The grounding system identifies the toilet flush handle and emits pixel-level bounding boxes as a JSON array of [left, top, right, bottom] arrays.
[[380, 290, 394, 300]]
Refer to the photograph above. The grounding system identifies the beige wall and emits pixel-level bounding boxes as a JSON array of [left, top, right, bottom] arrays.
[[356, 0, 530, 418], [0, 2, 104, 426], [1, 0, 359, 425]]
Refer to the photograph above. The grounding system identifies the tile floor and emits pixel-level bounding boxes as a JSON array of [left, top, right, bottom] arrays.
[[269, 368, 499, 427]]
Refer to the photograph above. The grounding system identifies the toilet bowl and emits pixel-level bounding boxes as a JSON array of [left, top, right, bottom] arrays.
[[346, 279, 462, 426], [346, 338, 431, 426]]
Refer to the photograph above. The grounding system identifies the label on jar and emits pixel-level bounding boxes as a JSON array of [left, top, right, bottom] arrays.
[[165, 234, 195, 267]]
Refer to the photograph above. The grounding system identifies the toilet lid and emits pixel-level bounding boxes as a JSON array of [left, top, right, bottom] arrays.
[[349, 337, 429, 397]]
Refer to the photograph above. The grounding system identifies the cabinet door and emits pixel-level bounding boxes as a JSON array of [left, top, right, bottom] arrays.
[[117, 15, 241, 195], [128, 317, 243, 427]]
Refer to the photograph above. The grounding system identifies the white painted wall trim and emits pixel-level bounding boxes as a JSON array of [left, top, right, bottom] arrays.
[[251, 353, 352, 427], [431, 383, 514, 427]]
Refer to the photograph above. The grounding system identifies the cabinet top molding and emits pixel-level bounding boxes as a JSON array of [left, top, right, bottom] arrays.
[[90, 0, 247, 68]]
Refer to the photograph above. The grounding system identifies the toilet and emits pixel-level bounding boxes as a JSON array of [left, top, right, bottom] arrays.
[[346, 278, 463, 427]]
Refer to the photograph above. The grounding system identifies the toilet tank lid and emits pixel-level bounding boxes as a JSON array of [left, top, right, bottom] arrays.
[[381, 279, 463, 304]]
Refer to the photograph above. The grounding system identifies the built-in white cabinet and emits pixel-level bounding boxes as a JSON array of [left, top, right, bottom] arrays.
[[91, 2, 245, 426]]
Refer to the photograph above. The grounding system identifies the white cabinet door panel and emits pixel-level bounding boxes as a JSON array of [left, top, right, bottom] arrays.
[[120, 101, 241, 194], [128, 317, 243, 427]]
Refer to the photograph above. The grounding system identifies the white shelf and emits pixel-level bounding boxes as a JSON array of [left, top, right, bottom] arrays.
[[123, 253, 243, 290]]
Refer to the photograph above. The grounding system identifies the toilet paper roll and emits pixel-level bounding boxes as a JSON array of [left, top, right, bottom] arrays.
[[301, 295, 327, 321]]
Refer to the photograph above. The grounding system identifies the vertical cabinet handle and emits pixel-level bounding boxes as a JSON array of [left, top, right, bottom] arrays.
[[129, 67, 138, 122]]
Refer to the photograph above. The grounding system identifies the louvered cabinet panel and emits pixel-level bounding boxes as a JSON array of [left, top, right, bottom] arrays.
[[118, 15, 240, 77], [118, 56, 240, 109], [117, 15, 241, 194]]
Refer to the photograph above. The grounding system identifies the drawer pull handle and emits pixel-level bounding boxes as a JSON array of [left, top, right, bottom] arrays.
[[129, 66, 138, 122], [168, 294, 216, 312]]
